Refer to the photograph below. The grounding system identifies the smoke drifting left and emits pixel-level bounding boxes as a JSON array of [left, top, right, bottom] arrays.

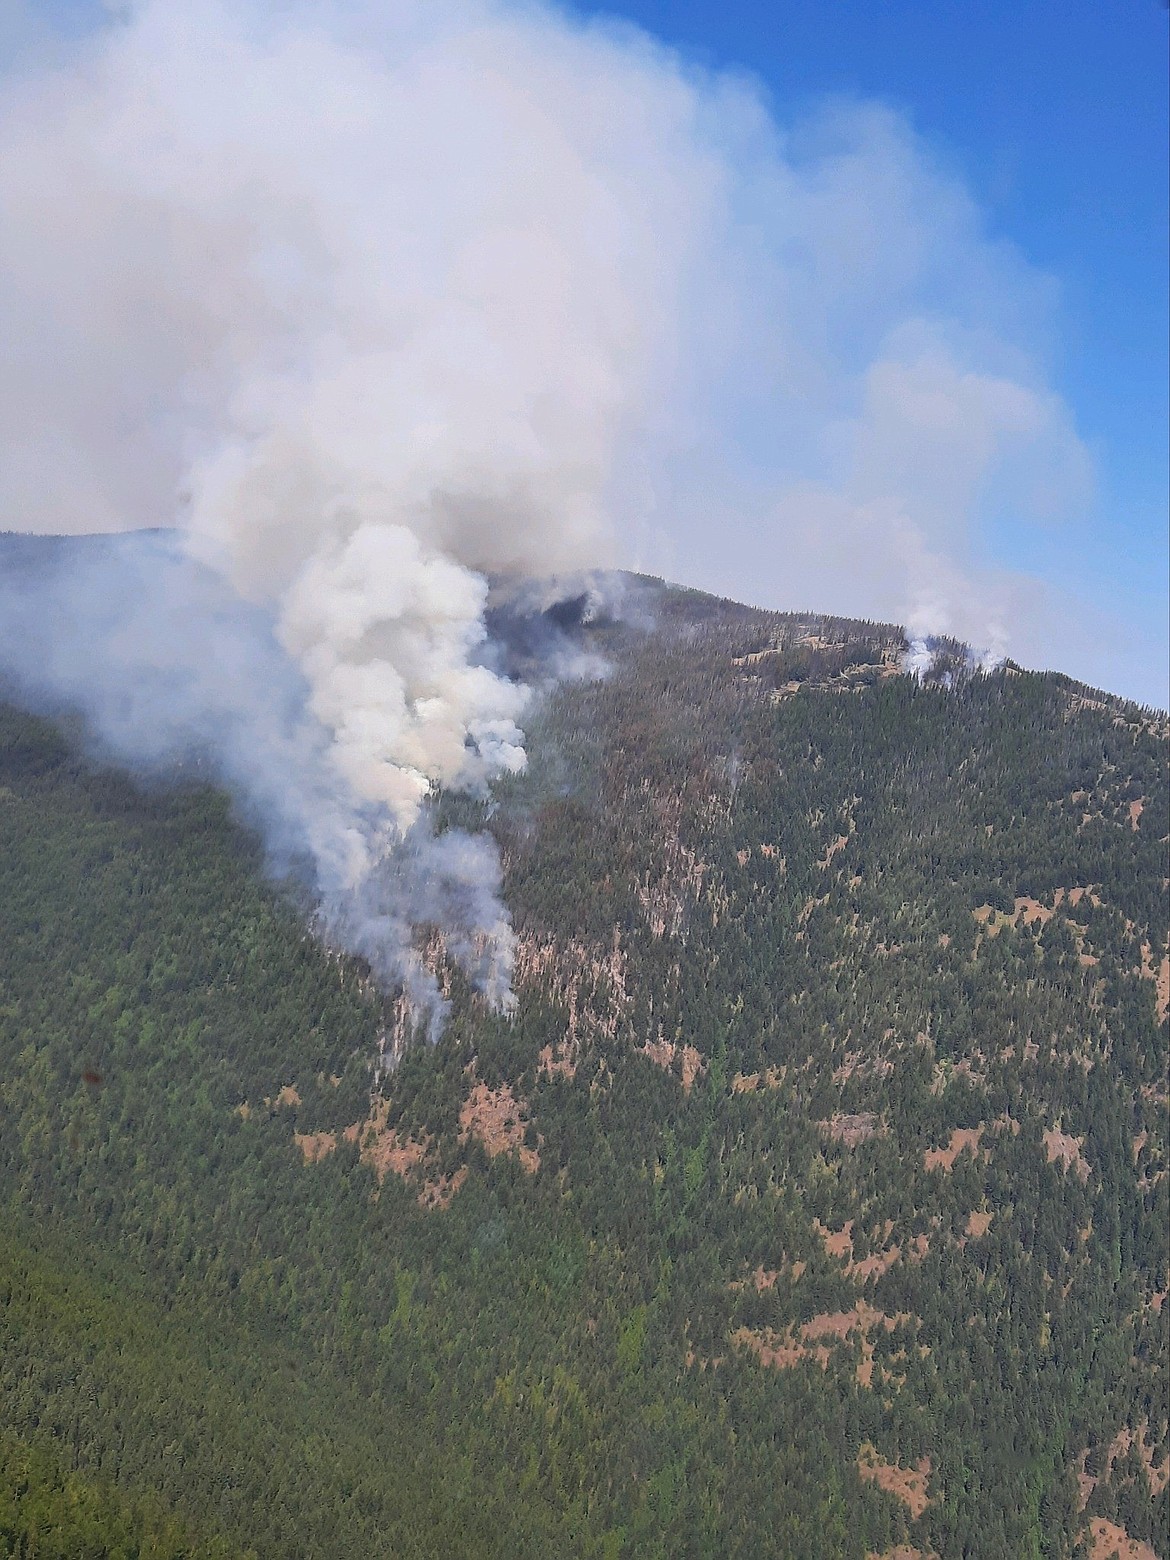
[[0, 0, 1098, 1029], [0, 0, 674, 1031]]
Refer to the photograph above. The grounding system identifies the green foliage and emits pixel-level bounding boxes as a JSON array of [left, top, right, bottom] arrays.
[[0, 1425, 243, 1559], [0, 583, 1166, 1559]]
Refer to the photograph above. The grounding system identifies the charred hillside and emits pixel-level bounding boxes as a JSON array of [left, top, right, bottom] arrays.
[[0, 576, 1166, 1560]]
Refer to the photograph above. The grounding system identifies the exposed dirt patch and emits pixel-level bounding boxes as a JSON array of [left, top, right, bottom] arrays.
[[728, 1263, 795, 1293], [1044, 1127, 1091, 1182], [811, 1219, 905, 1280], [630, 788, 715, 938], [642, 1038, 705, 1093], [1076, 1452, 1095, 1511], [734, 1302, 912, 1388], [814, 1218, 855, 1260], [417, 1165, 468, 1210], [801, 1301, 898, 1341], [858, 1443, 931, 1520], [1080, 1422, 1170, 1506], [294, 1131, 337, 1165], [833, 1051, 896, 1084], [973, 888, 1103, 941], [850, 1244, 903, 1282], [270, 1084, 301, 1109], [818, 833, 851, 869], [347, 1099, 430, 1181], [679, 1046, 704, 1092], [683, 1347, 724, 1372], [819, 1112, 881, 1147], [966, 1210, 994, 1239], [1086, 1518, 1159, 1560], [731, 1066, 785, 1093], [924, 1126, 985, 1172], [537, 1041, 577, 1080], [1119, 1422, 1169, 1497], [732, 1325, 828, 1373], [515, 927, 630, 1048], [866, 1549, 938, 1560], [1129, 799, 1144, 831], [1063, 886, 1098, 907], [340, 1097, 467, 1209], [460, 1080, 539, 1172]]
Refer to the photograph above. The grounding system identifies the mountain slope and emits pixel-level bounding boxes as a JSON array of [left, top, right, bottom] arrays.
[[0, 578, 1166, 1560]]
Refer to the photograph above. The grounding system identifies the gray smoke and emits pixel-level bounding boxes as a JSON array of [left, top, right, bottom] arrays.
[[0, 531, 515, 1022], [0, 0, 1108, 1027]]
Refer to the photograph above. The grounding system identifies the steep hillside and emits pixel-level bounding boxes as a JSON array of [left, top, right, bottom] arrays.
[[0, 578, 1166, 1560]]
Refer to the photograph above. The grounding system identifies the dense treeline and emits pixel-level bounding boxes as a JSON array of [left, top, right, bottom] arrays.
[[0, 579, 1166, 1559]]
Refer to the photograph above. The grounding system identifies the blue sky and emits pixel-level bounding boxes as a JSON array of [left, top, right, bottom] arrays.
[[7, 0, 1168, 703], [571, 0, 1168, 700]]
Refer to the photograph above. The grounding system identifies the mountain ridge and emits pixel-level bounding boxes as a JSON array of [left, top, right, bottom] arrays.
[[0, 546, 1166, 1559]]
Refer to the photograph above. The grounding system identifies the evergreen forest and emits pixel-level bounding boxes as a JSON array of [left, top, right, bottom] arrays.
[[0, 572, 1167, 1560]]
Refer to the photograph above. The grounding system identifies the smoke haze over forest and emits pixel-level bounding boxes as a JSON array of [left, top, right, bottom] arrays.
[[0, 0, 1163, 1019]]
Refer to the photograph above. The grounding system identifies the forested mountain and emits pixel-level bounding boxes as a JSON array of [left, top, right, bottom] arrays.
[[0, 569, 1166, 1560]]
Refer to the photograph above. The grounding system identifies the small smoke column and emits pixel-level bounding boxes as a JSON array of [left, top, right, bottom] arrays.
[[900, 633, 1006, 685], [902, 638, 940, 681]]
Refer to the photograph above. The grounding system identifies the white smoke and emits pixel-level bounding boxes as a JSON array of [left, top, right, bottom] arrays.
[[0, 0, 1108, 1024], [0, 0, 709, 1026], [902, 638, 939, 681], [0, 532, 518, 1023], [900, 634, 1006, 685]]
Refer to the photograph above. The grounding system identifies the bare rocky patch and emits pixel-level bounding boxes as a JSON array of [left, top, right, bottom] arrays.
[[537, 1040, 578, 1080], [857, 1443, 932, 1520], [1086, 1518, 1159, 1560], [460, 1080, 539, 1172], [819, 1112, 881, 1147], [294, 1130, 337, 1165], [642, 1037, 705, 1093], [731, 1066, 785, 1093], [733, 1301, 915, 1388], [924, 1126, 985, 1173], [1044, 1127, 1091, 1182], [347, 1103, 430, 1182]]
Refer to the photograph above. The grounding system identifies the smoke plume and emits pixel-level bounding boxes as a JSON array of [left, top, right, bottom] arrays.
[[0, 0, 1105, 1024]]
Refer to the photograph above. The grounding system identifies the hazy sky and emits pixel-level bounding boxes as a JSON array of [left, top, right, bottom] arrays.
[[3, 0, 1167, 705], [574, 0, 1169, 701]]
